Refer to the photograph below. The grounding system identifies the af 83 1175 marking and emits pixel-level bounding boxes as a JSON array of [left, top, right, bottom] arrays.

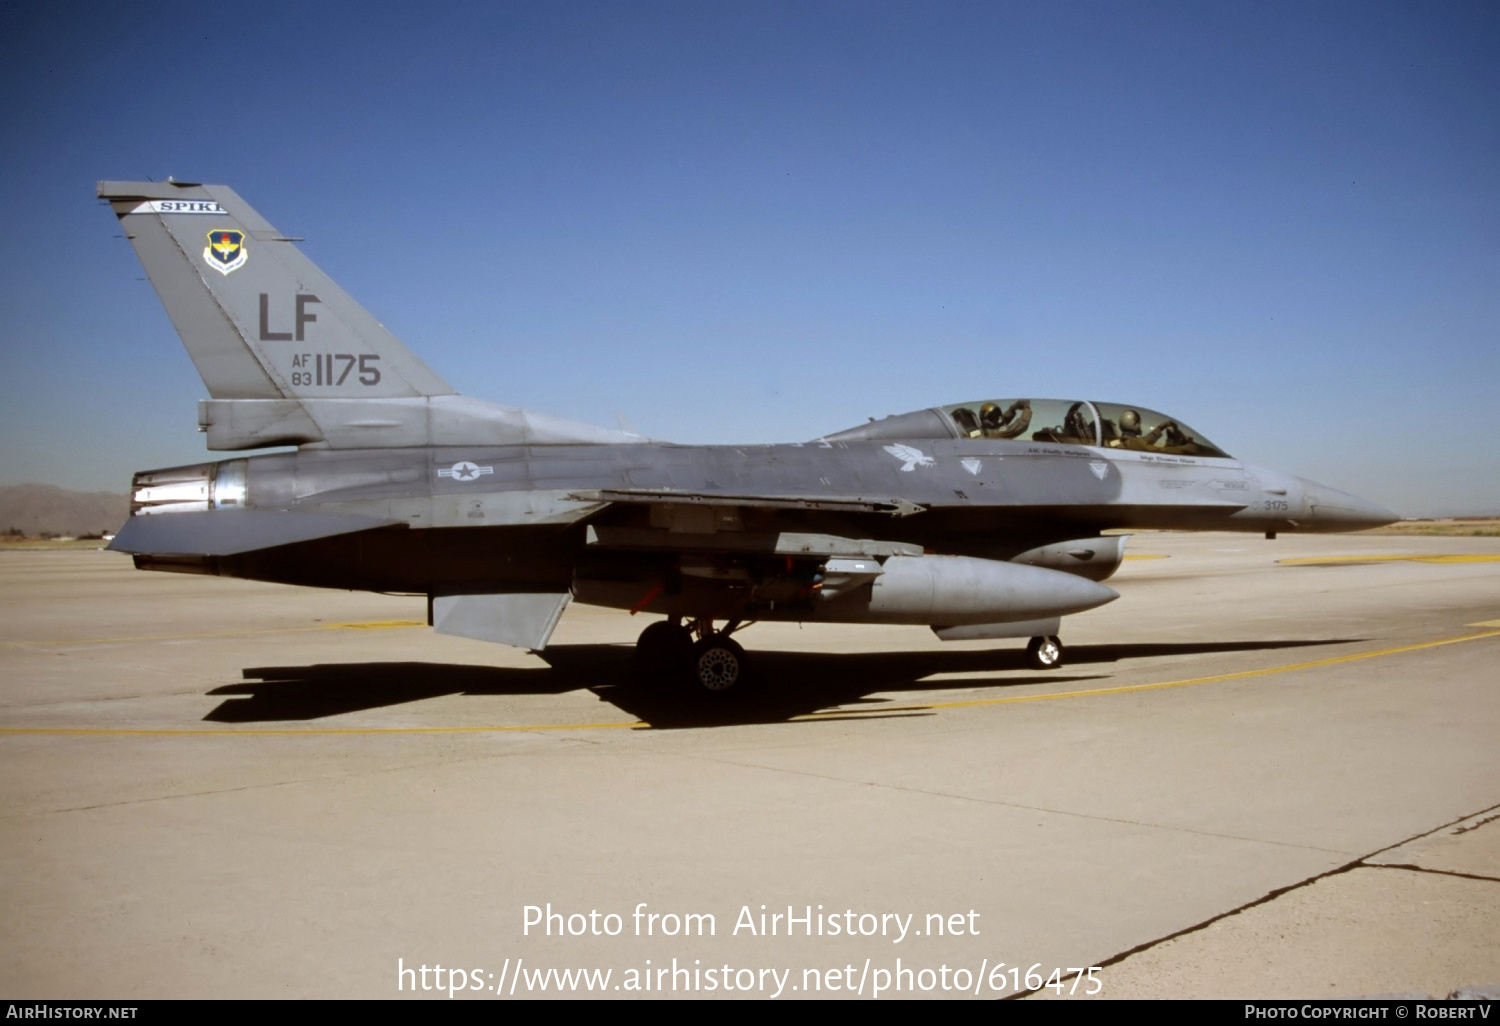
[[287, 352, 381, 388]]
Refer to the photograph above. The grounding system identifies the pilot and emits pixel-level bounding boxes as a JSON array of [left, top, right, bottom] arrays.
[[980, 399, 1031, 439], [1104, 408, 1142, 448], [1104, 408, 1134, 444], [951, 407, 981, 437], [1113, 409, 1201, 452], [1142, 418, 1192, 449]]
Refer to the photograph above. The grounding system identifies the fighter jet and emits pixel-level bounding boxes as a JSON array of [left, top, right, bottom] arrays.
[[99, 181, 1397, 692]]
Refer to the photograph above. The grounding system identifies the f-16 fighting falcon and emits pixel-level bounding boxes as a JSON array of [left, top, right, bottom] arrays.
[[99, 181, 1397, 693]]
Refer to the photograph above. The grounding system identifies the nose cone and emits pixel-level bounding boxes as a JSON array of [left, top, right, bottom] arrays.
[[1302, 481, 1400, 532]]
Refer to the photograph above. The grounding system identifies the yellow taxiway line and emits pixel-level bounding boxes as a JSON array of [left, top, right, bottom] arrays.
[[870, 628, 1500, 715], [1278, 554, 1500, 565], [2, 627, 1498, 737]]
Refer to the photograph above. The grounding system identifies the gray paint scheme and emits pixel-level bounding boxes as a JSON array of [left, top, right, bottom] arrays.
[[100, 181, 1400, 653]]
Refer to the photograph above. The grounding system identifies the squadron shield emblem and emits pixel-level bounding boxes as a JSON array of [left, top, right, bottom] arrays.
[[203, 229, 247, 275]]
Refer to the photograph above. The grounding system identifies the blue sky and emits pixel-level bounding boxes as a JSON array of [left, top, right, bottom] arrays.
[[1, 1, 1496, 515]]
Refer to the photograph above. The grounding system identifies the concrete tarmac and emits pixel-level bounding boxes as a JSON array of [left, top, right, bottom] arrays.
[[1, 531, 1497, 999]]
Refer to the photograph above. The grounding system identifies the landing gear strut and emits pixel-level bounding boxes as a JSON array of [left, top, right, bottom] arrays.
[[635, 617, 752, 695], [1026, 635, 1064, 670]]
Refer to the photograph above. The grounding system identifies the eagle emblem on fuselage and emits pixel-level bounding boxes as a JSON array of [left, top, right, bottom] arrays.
[[883, 444, 935, 472]]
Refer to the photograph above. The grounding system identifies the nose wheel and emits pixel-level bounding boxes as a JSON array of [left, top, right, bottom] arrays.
[[1026, 635, 1064, 670]]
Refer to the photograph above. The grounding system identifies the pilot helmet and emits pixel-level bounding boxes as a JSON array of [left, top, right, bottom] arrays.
[[980, 402, 1000, 424], [1120, 409, 1141, 432]]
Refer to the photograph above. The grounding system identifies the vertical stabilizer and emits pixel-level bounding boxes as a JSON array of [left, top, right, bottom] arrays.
[[99, 181, 454, 401]]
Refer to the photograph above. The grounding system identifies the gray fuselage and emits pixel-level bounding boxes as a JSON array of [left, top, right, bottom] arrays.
[[122, 432, 1388, 606]]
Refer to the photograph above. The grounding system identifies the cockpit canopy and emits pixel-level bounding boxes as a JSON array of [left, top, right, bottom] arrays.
[[821, 399, 1231, 458], [943, 399, 1230, 458]]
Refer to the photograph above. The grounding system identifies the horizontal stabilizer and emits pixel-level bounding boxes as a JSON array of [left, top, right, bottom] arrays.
[[431, 593, 572, 650], [198, 395, 646, 450], [108, 510, 400, 556]]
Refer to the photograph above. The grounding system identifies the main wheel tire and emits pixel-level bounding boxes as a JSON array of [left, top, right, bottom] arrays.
[[1026, 635, 1064, 670], [635, 621, 693, 681], [690, 635, 747, 693]]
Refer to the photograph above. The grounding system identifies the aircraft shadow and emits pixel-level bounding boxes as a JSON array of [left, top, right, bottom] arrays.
[[211, 637, 1354, 729], [587, 638, 1355, 728], [208, 660, 592, 723]]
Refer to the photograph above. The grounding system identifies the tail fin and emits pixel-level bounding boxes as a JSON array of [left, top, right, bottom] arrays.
[[99, 181, 453, 401], [101, 180, 646, 450]]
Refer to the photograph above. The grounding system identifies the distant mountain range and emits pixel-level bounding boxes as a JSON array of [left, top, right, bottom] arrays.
[[0, 484, 129, 537]]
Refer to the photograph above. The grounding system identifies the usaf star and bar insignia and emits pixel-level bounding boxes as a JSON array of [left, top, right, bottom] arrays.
[[437, 461, 494, 482]]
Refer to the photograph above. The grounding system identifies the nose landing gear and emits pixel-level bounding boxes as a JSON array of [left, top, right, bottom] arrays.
[[1026, 635, 1064, 670]]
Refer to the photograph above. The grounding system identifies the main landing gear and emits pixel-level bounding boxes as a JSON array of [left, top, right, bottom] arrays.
[[1025, 635, 1065, 670], [635, 618, 751, 695]]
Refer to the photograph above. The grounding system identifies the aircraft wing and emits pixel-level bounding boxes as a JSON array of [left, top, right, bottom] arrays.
[[566, 488, 926, 517]]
